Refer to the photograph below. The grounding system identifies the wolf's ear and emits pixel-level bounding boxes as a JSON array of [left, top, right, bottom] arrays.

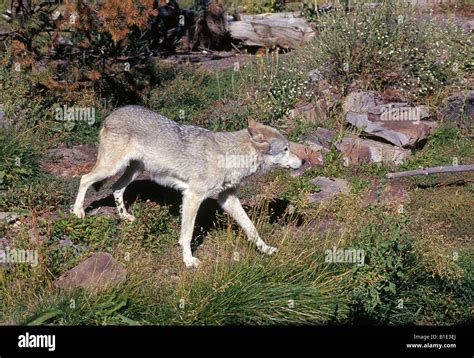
[[247, 118, 270, 153], [247, 118, 265, 137]]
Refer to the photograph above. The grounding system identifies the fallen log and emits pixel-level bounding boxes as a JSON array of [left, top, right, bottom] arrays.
[[386, 164, 474, 179], [228, 12, 315, 49]]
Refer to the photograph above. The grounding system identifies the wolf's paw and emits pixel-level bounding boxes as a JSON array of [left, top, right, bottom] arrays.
[[72, 206, 85, 219], [120, 213, 136, 222], [184, 256, 201, 268], [260, 245, 278, 256]]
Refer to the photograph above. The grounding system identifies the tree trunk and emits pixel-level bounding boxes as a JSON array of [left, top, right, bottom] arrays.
[[228, 12, 315, 49]]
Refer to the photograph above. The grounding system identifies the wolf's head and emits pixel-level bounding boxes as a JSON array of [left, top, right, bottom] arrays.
[[247, 118, 303, 170]]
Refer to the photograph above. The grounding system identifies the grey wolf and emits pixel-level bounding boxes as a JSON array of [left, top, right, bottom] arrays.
[[72, 105, 303, 267]]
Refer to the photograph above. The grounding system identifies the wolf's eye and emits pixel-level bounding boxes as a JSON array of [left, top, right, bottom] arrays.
[[284, 146, 289, 152]]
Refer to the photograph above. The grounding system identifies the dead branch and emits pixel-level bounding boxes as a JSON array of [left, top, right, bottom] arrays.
[[386, 164, 474, 179]]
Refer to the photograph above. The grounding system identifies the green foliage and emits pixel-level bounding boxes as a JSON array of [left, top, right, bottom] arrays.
[[145, 63, 246, 129], [0, 175, 76, 212], [348, 212, 472, 325], [0, 132, 39, 189], [400, 124, 473, 172], [349, 214, 420, 324], [0, 64, 49, 130], [225, 0, 286, 14], [248, 54, 314, 124], [350, 177, 370, 195], [300, 0, 472, 97]]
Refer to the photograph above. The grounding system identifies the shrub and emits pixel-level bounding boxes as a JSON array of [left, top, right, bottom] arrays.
[[300, 0, 472, 98], [247, 53, 314, 124]]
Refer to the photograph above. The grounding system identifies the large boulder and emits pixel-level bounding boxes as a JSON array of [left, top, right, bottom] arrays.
[[343, 91, 436, 147]]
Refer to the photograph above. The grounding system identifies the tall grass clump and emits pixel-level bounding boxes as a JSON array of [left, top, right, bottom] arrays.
[[0, 132, 39, 190], [301, 0, 472, 98], [175, 241, 350, 325]]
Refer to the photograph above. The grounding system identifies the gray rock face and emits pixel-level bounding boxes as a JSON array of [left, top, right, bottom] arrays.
[[54, 252, 126, 291], [308, 177, 350, 203], [343, 91, 381, 114]]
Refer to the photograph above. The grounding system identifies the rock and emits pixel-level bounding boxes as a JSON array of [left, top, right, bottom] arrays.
[[56, 36, 73, 47], [343, 91, 435, 147], [360, 181, 409, 208], [336, 136, 411, 166], [468, 19, 474, 32], [0, 212, 20, 224], [442, 90, 474, 130], [289, 102, 319, 123], [305, 127, 337, 151], [308, 68, 324, 83], [54, 252, 126, 291], [345, 111, 436, 147], [342, 91, 382, 115], [307, 177, 350, 203], [289, 142, 324, 167], [289, 95, 338, 124]]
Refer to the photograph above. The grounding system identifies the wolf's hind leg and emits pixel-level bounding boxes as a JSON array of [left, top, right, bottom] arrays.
[[218, 191, 277, 255], [112, 160, 144, 222], [72, 146, 132, 219]]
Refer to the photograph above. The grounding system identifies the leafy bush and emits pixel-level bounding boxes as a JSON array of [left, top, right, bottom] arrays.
[[300, 0, 472, 98], [348, 212, 471, 325]]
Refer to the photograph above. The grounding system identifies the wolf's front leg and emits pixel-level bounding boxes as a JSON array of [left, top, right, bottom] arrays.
[[179, 191, 204, 268], [218, 191, 277, 255]]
